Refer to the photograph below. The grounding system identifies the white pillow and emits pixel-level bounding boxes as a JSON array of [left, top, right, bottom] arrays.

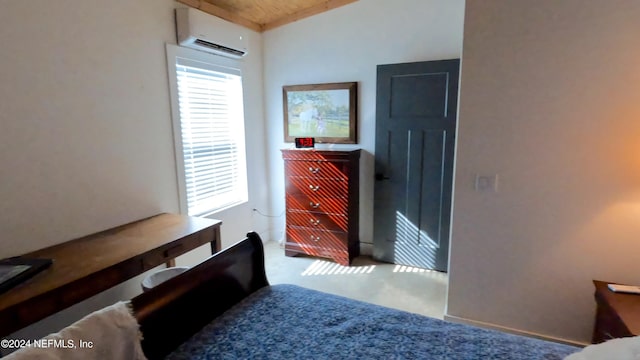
[[564, 336, 640, 360]]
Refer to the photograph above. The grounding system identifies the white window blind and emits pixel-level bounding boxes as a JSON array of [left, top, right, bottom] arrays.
[[174, 56, 248, 216]]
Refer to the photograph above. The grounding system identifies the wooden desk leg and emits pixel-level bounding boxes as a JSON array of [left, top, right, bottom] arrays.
[[211, 226, 221, 254], [165, 225, 220, 267]]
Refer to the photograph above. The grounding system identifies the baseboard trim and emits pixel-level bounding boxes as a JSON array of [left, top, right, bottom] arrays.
[[443, 314, 587, 348]]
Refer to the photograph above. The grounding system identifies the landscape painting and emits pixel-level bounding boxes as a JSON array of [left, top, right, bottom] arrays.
[[283, 82, 357, 144]]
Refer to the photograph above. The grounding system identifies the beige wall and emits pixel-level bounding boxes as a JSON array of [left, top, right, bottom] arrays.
[[448, 0, 640, 343], [0, 0, 178, 257], [0, 0, 267, 342]]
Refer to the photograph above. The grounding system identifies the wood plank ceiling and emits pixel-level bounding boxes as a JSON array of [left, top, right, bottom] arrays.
[[177, 0, 357, 32]]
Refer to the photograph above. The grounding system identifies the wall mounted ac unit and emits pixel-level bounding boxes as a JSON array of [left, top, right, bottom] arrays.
[[175, 8, 248, 59]]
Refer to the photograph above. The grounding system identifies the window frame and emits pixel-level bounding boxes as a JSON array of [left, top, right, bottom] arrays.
[[166, 44, 249, 217]]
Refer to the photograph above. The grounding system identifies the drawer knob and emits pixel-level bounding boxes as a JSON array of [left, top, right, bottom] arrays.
[[310, 235, 320, 242], [309, 167, 320, 174], [309, 219, 321, 225], [308, 185, 320, 191], [310, 202, 321, 209]]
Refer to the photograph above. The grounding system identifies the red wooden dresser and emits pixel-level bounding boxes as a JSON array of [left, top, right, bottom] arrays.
[[282, 149, 360, 265]]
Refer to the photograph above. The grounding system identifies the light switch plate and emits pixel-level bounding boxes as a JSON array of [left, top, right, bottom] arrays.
[[475, 174, 499, 192]]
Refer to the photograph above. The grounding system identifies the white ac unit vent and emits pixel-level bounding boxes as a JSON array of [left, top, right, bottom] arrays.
[[175, 8, 248, 59]]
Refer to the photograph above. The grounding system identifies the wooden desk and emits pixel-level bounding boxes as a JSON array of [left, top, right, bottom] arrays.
[[592, 280, 640, 343], [0, 213, 222, 338]]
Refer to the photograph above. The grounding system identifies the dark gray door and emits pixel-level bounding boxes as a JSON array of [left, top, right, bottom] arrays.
[[373, 59, 459, 272]]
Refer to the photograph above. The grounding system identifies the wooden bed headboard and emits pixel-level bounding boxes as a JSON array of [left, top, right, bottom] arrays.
[[130, 231, 269, 359]]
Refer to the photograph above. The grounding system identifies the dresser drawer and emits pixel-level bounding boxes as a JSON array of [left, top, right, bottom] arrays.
[[287, 210, 348, 232], [286, 177, 348, 198], [282, 150, 353, 162], [286, 193, 348, 214], [285, 230, 349, 265], [286, 227, 348, 251], [285, 160, 349, 179]]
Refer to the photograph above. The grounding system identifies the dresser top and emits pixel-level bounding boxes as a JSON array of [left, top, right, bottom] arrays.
[[281, 149, 361, 161], [281, 149, 360, 153]]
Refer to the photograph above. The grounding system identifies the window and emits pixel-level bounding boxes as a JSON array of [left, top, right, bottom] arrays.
[[167, 45, 248, 216]]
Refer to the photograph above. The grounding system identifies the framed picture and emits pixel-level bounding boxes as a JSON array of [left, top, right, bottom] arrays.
[[283, 82, 357, 144]]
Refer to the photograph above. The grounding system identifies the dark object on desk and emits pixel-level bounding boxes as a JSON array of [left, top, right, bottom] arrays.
[[0, 257, 52, 295], [592, 280, 640, 343]]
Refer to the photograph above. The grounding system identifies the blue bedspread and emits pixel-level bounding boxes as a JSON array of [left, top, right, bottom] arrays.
[[167, 284, 578, 359]]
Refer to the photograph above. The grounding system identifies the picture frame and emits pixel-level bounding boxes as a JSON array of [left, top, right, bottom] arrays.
[[283, 82, 357, 144]]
